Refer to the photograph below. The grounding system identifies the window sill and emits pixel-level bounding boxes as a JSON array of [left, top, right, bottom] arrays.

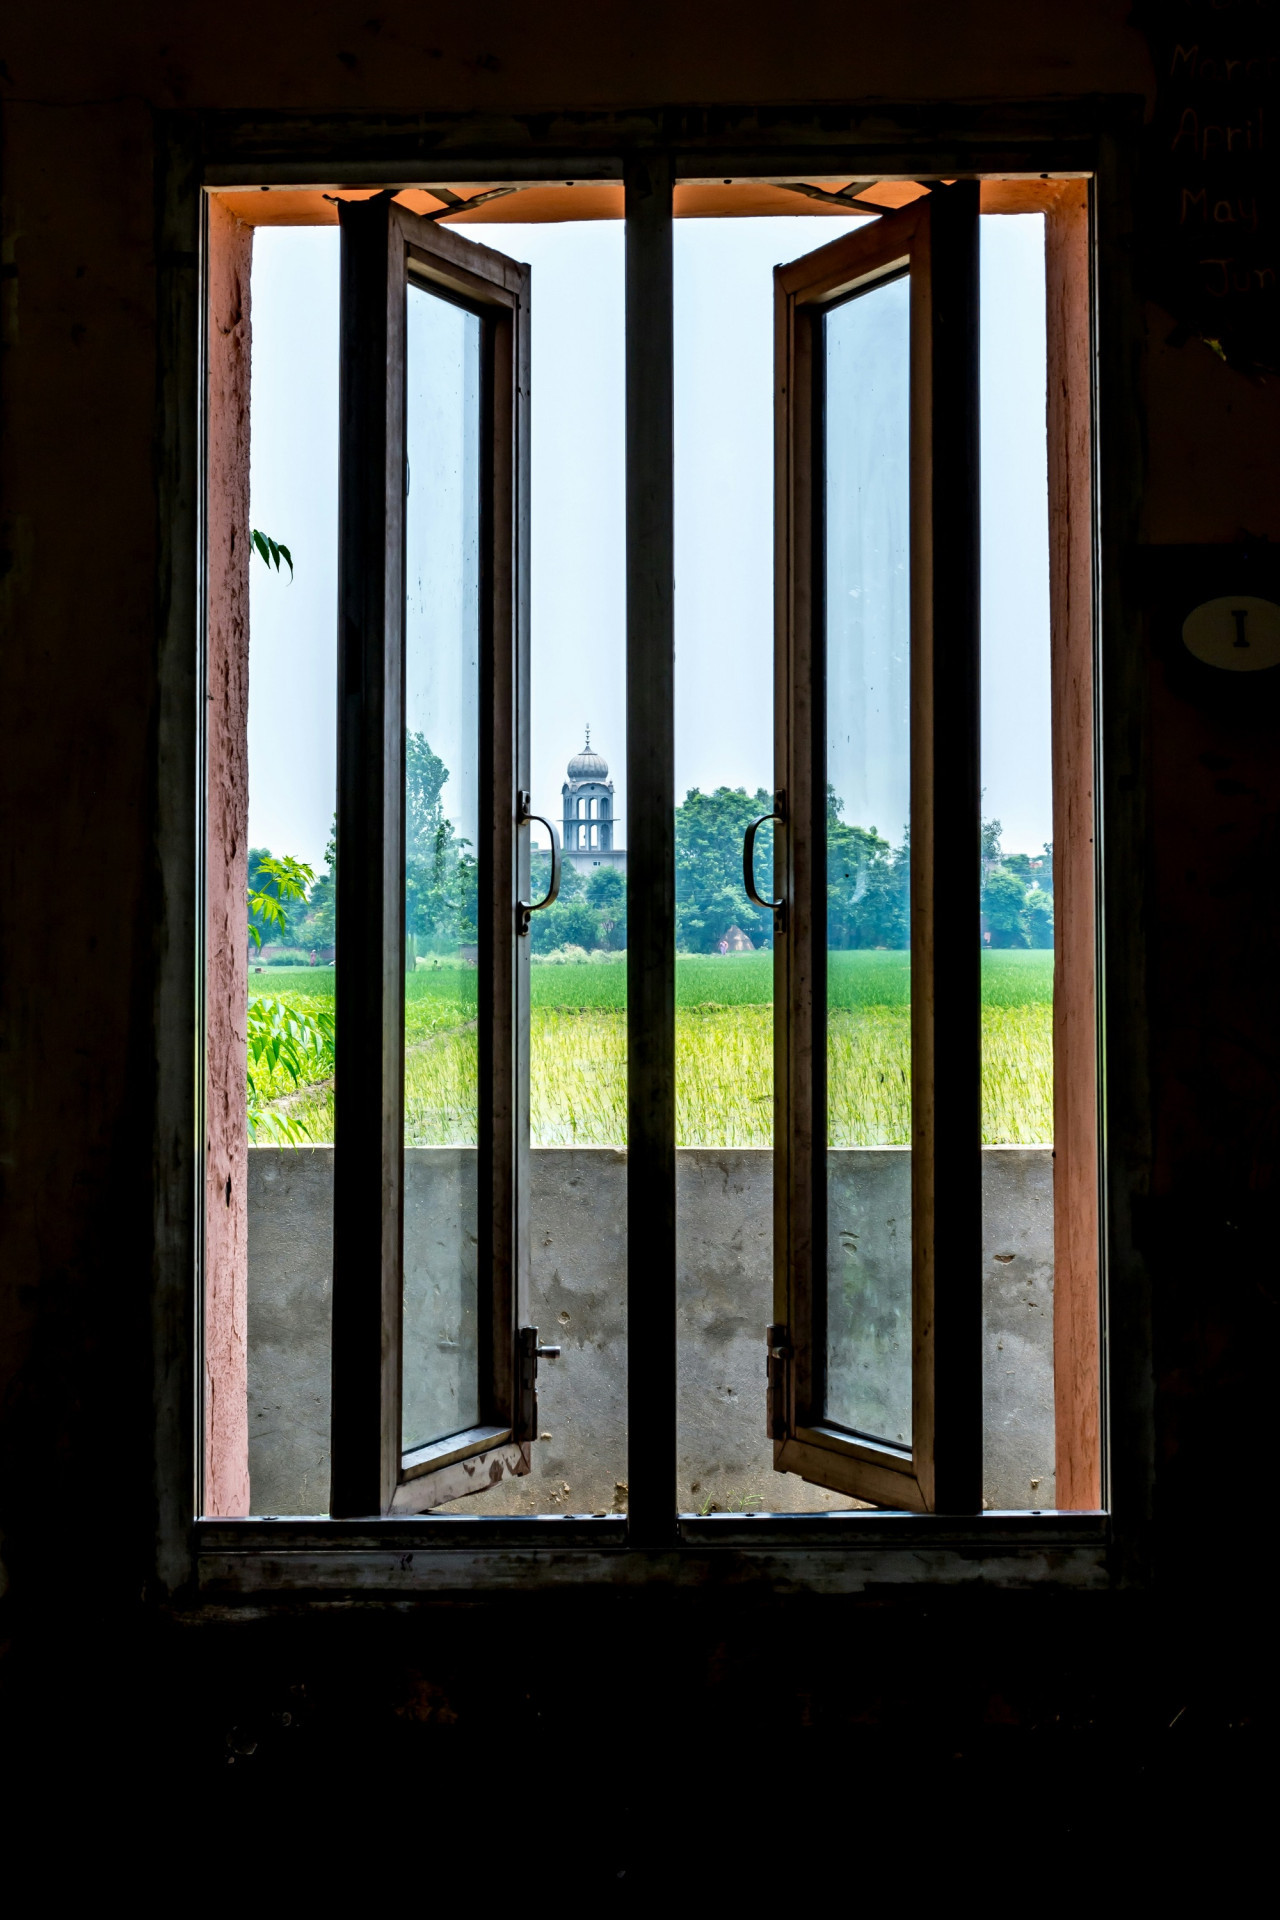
[[193, 1511, 1110, 1598]]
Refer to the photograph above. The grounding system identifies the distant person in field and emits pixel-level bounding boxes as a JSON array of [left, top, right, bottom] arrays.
[[719, 937, 729, 956]]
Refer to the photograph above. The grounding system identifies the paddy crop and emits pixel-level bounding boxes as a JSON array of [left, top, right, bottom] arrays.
[[247, 949, 1054, 1147]]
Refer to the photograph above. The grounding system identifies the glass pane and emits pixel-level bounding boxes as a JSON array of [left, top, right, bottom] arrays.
[[433, 219, 629, 1516], [401, 281, 483, 1454], [978, 214, 1056, 1509], [671, 217, 866, 1515], [823, 273, 913, 1449]]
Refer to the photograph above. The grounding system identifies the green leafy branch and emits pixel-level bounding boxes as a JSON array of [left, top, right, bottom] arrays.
[[248, 853, 314, 951], [251, 528, 294, 579], [247, 994, 334, 1083], [247, 856, 314, 952], [246, 995, 335, 1143]]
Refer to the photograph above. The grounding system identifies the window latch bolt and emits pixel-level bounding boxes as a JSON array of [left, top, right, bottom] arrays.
[[766, 1323, 790, 1441], [518, 1326, 561, 1439]]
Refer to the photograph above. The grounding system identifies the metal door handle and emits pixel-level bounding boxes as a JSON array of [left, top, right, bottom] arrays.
[[743, 792, 787, 930], [517, 791, 561, 935]]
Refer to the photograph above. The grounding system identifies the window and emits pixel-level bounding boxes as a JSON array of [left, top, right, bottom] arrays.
[[325, 199, 536, 1515], [768, 188, 986, 1510], [199, 157, 1099, 1543]]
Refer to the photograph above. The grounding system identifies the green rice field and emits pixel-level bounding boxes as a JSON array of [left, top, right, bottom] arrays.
[[247, 948, 1053, 1148]]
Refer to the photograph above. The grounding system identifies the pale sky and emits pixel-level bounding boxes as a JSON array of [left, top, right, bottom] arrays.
[[246, 212, 1050, 873]]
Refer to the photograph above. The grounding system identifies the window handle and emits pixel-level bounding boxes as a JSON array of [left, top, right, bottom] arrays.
[[743, 791, 787, 932], [517, 791, 562, 935]]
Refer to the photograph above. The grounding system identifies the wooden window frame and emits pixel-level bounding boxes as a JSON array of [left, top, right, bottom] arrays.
[[331, 196, 534, 1516], [770, 186, 983, 1513], [158, 104, 1131, 1598]]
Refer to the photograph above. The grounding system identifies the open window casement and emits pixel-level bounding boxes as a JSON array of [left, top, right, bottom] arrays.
[[330, 195, 554, 1517], [768, 184, 983, 1514]]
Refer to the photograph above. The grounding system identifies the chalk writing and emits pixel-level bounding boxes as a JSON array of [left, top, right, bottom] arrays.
[[1169, 106, 1266, 156], [1180, 188, 1260, 227], [1137, 0, 1279, 372]]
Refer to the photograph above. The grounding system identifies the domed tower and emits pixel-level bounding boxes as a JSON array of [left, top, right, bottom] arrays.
[[561, 727, 624, 874]]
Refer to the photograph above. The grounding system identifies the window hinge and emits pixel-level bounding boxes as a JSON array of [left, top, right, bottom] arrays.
[[766, 1323, 790, 1442], [517, 1325, 561, 1439]]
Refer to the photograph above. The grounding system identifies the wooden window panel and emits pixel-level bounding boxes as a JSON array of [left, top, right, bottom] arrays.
[[330, 196, 533, 1516], [771, 184, 983, 1513], [1045, 181, 1102, 1511]]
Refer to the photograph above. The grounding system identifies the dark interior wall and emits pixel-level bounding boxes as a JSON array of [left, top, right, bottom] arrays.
[[0, 3, 1150, 114], [1, 2, 1277, 1809]]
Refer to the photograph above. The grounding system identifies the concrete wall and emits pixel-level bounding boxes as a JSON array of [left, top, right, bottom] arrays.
[[247, 1145, 1055, 1515]]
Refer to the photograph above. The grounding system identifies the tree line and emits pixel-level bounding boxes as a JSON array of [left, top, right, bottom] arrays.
[[249, 731, 477, 962], [672, 786, 1052, 953], [249, 753, 1053, 961]]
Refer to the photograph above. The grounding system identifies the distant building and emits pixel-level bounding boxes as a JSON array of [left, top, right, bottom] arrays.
[[561, 729, 627, 878], [719, 924, 755, 953]]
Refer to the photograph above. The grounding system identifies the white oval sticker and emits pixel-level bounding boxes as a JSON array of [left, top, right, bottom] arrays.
[[1182, 595, 1280, 672]]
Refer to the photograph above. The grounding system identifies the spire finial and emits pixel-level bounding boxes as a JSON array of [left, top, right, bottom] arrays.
[[585, 723, 591, 749]]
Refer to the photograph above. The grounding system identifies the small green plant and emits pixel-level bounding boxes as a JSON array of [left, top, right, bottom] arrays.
[[697, 1489, 760, 1516], [248, 853, 313, 951], [250, 528, 293, 578]]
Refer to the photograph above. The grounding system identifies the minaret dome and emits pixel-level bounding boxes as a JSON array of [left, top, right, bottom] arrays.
[[561, 725, 618, 865]]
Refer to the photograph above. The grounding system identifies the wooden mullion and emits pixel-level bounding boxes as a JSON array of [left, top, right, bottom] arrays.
[[332, 196, 407, 1518], [625, 153, 677, 1549], [911, 181, 983, 1513]]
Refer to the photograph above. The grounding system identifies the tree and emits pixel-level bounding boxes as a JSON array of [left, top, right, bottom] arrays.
[[530, 896, 601, 953], [672, 781, 912, 954], [981, 816, 1003, 863], [403, 731, 478, 952], [983, 868, 1029, 947], [675, 785, 776, 951], [531, 849, 585, 903], [527, 849, 595, 950], [406, 732, 449, 846], [827, 789, 909, 949], [587, 865, 627, 949], [284, 817, 336, 952], [1023, 886, 1054, 948]]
